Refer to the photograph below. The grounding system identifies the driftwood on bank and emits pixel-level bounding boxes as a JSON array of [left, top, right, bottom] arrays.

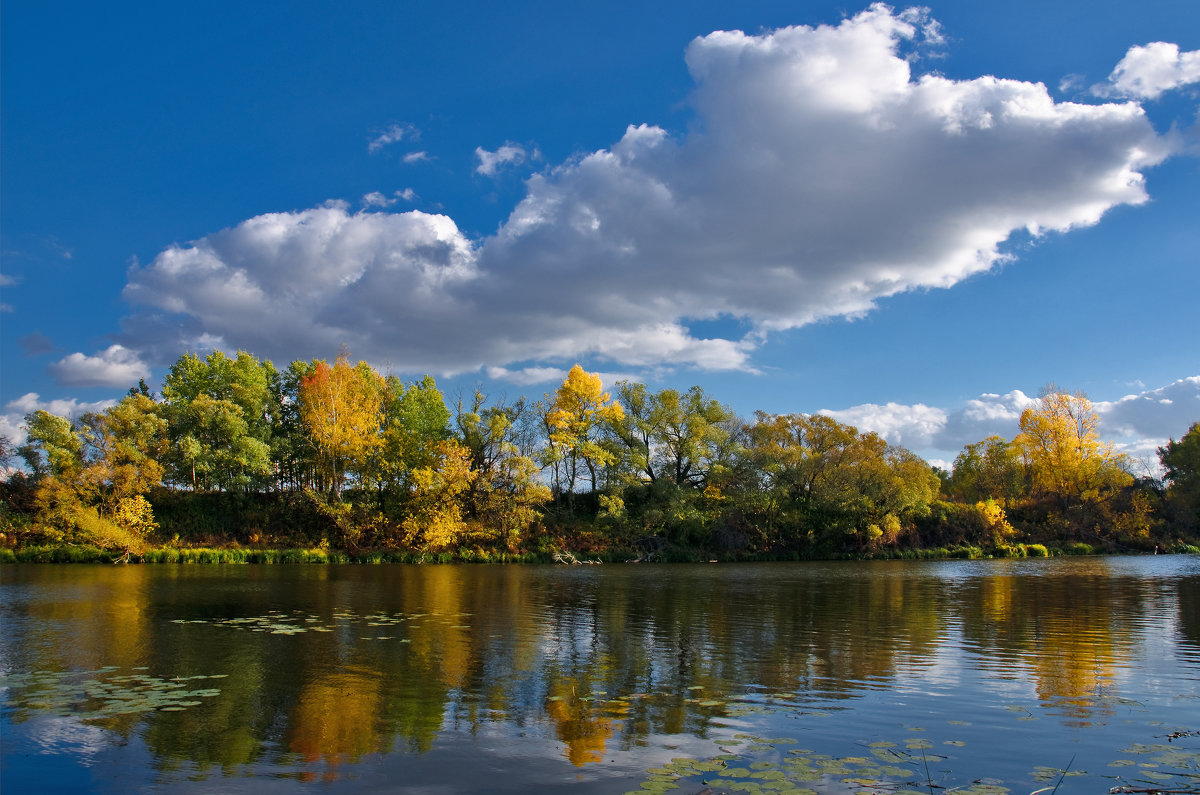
[[552, 551, 601, 565]]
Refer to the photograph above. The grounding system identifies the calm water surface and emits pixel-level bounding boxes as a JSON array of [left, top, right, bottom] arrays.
[[2, 557, 1199, 793]]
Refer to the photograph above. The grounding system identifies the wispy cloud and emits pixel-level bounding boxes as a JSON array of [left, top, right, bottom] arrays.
[[18, 332, 56, 356], [475, 143, 527, 176], [368, 123, 417, 154], [362, 191, 397, 209]]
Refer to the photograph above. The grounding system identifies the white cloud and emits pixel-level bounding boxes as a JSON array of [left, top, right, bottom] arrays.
[[362, 191, 397, 208], [819, 402, 947, 448], [403, 151, 429, 164], [119, 5, 1176, 377], [47, 345, 150, 388], [475, 143, 527, 176], [1097, 42, 1200, 100], [1, 392, 118, 446], [818, 389, 1034, 455], [485, 366, 638, 390], [819, 378, 1199, 472], [121, 205, 481, 372], [933, 390, 1037, 451], [1095, 376, 1200, 439], [395, 188, 417, 202], [485, 366, 568, 386], [368, 123, 417, 153]]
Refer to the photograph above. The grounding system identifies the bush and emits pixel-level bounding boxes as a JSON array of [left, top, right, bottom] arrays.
[[1024, 543, 1050, 557]]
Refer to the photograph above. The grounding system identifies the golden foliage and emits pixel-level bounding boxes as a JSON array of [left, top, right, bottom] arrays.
[[546, 365, 625, 493], [112, 495, 158, 536], [975, 499, 1016, 545], [1014, 388, 1131, 504], [402, 440, 476, 551], [298, 354, 385, 497]]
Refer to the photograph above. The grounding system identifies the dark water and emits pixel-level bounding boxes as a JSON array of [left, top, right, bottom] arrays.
[[2, 557, 1198, 793]]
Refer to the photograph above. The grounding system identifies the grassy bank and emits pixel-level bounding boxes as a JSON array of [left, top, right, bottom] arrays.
[[4, 540, 1197, 565]]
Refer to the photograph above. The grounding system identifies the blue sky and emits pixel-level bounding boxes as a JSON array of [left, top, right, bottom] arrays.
[[2, 0, 1198, 469]]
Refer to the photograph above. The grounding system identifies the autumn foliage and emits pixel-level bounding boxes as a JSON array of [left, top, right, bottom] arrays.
[[5, 352, 1196, 559]]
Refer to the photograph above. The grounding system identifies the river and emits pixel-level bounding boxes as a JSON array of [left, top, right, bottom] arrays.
[[2, 556, 1198, 793]]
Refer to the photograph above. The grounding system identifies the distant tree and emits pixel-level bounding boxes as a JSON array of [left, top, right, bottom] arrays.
[[455, 392, 549, 547], [401, 440, 475, 551], [127, 378, 154, 399], [743, 412, 938, 548], [545, 366, 625, 500], [297, 354, 385, 499], [945, 435, 1026, 504], [1013, 386, 1131, 508], [610, 382, 732, 489], [20, 410, 83, 479], [160, 350, 277, 491], [1160, 421, 1200, 530]]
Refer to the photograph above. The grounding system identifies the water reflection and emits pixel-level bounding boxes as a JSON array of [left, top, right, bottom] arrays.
[[2, 557, 1198, 789]]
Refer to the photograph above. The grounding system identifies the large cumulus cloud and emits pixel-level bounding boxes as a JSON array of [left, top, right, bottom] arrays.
[[117, 5, 1173, 375]]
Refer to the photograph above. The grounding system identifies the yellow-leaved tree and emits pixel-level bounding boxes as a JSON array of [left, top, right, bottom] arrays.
[[1014, 386, 1131, 508], [545, 365, 625, 506], [401, 440, 476, 551], [297, 354, 384, 500]]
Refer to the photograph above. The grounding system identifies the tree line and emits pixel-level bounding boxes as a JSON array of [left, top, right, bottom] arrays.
[[2, 350, 1198, 559]]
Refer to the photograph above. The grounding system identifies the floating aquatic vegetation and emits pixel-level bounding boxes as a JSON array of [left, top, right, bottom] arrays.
[[624, 740, 939, 795], [1104, 738, 1200, 793], [624, 718, 1200, 795], [0, 667, 223, 722], [168, 607, 472, 640]]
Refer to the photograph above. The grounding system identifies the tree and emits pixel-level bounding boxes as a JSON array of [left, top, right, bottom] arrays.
[[1013, 387, 1131, 508], [401, 440, 476, 551], [273, 361, 323, 492], [545, 365, 625, 501], [19, 399, 167, 553], [1160, 421, 1200, 529], [297, 354, 385, 499], [160, 350, 277, 491], [610, 383, 732, 489], [945, 435, 1026, 504], [742, 412, 938, 549], [455, 392, 550, 547], [20, 410, 83, 479], [78, 394, 168, 509], [371, 375, 452, 503]]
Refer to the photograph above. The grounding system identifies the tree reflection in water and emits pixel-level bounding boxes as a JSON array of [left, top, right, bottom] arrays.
[[1, 557, 1197, 790]]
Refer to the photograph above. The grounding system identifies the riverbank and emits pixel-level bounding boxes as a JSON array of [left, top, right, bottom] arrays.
[[5, 539, 1197, 565]]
